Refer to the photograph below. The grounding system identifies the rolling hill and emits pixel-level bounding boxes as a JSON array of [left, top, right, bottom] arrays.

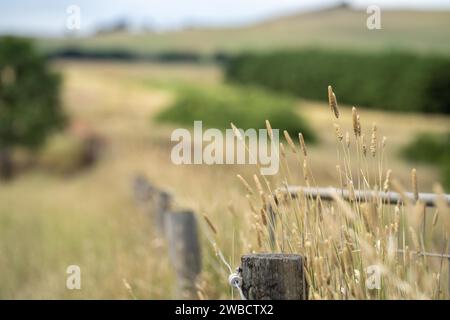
[[38, 7, 450, 56]]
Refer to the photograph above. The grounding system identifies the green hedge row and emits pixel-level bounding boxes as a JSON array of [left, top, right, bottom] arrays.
[[225, 50, 450, 114]]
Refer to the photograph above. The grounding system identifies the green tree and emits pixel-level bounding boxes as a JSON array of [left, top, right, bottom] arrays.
[[0, 37, 65, 179]]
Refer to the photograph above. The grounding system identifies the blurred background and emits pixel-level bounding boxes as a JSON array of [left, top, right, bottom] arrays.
[[0, 0, 449, 298]]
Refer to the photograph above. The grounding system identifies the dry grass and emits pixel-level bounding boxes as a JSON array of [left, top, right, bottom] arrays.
[[215, 96, 450, 299], [0, 61, 448, 299]]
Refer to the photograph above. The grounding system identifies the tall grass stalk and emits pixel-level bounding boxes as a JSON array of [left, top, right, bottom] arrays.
[[220, 87, 449, 300]]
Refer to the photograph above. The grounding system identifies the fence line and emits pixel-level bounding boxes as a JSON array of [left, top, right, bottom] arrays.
[[132, 174, 201, 299], [395, 249, 450, 259], [132, 176, 450, 299], [271, 184, 450, 297], [277, 186, 450, 207]]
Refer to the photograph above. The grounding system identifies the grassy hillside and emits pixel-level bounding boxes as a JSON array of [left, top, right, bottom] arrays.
[[38, 8, 450, 56]]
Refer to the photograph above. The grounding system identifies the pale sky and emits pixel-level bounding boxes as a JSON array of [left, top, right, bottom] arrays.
[[1, 0, 450, 36]]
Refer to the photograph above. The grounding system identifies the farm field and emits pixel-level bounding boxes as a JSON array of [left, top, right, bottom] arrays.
[[0, 60, 448, 298], [39, 8, 450, 56]]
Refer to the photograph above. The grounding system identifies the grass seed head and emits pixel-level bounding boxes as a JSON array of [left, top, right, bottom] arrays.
[[383, 169, 392, 192], [236, 174, 254, 195], [299, 132, 308, 156], [411, 168, 419, 201], [328, 85, 340, 118], [333, 123, 344, 141], [283, 130, 297, 153], [370, 122, 377, 157], [361, 134, 367, 156], [265, 120, 274, 140], [352, 107, 361, 137]]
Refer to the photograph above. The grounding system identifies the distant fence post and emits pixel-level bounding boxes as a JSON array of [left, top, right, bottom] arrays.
[[133, 175, 170, 234], [241, 253, 308, 300], [131, 175, 202, 299], [132, 174, 153, 205], [165, 210, 201, 299], [154, 191, 172, 235]]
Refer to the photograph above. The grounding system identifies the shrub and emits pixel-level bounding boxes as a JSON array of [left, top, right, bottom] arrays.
[[226, 50, 450, 114], [155, 85, 316, 142], [401, 132, 450, 189]]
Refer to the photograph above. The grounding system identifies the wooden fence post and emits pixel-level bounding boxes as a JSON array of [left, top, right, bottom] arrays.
[[241, 253, 308, 300], [132, 174, 153, 205], [154, 191, 172, 234], [165, 210, 201, 299]]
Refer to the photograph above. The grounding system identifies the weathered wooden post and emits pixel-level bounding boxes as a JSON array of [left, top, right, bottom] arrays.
[[241, 253, 308, 300], [165, 210, 201, 299], [132, 174, 153, 205], [132, 175, 172, 235], [154, 191, 172, 234]]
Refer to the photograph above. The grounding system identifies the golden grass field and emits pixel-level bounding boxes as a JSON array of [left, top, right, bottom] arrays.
[[0, 60, 448, 299]]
